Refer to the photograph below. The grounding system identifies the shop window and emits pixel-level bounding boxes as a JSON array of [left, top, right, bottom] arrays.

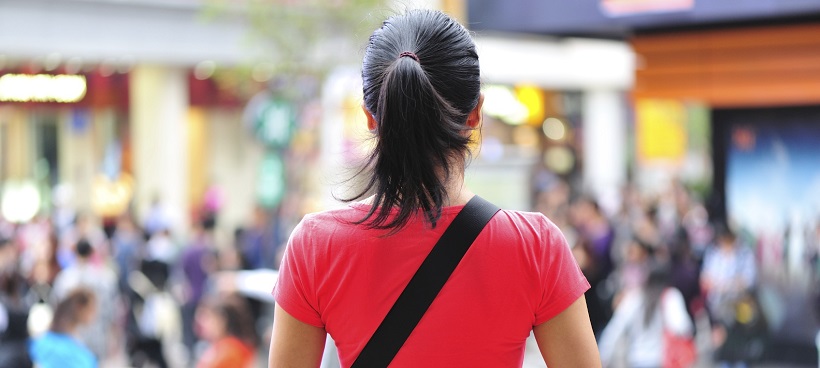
[[32, 112, 59, 186]]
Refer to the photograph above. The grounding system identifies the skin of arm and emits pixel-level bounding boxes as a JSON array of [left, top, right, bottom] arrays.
[[269, 305, 327, 368], [534, 296, 602, 368]]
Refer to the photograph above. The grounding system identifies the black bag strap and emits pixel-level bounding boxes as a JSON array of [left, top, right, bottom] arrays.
[[351, 195, 500, 368]]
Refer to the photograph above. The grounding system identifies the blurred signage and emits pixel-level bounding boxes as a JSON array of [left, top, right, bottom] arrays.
[[636, 99, 687, 163], [257, 152, 286, 209], [483, 84, 528, 125], [91, 173, 134, 217], [0, 74, 87, 103], [601, 0, 694, 16], [515, 85, 546, 126], [255, 99, 295, 149]]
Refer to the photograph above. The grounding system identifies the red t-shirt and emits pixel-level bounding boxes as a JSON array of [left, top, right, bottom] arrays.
[[273, 202, 589, 367]]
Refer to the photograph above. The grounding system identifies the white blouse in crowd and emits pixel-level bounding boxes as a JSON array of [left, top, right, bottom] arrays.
[[597, 287, 693, 367]]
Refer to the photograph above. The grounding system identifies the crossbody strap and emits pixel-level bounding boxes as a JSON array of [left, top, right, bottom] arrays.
[[351, 195, 500, 368]]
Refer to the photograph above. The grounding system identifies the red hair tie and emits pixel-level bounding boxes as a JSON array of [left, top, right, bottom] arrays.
[[399, 51, 420, 62]]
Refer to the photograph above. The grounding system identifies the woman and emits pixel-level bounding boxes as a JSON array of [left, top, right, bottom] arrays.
[[269, 9, 599, 368], [195, 295, 256, 368], [597, 263, 694, 368], [29, 288, 98, 368]]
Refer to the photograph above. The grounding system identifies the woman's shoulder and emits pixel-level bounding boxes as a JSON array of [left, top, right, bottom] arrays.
[[493, 209, 564, 240], [286, 204, 374, 249], [497, 208, 552, 222], [307, 201, 380, 220], [293, 204, 363, 232]]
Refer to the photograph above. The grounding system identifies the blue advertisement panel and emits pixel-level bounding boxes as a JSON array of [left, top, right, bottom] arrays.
[[717, 106, 820, 362]]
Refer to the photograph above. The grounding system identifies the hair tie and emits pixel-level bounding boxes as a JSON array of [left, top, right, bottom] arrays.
[[399, 51, 420, 63]]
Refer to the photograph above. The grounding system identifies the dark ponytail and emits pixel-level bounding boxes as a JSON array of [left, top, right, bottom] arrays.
[[347, 9, 481, 232]]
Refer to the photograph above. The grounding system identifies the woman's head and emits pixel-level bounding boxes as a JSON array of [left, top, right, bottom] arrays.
[[50, 288, 96, 334], [353, 9, 482, 232], [715, 223, 737, 248]]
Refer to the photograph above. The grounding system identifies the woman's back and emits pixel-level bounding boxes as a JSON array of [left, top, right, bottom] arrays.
[[274, 203, 589, 367], [269, 9, 599, 368]]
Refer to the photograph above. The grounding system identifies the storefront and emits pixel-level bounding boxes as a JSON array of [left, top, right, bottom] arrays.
[[470, 35, 633, 213], [632, 22, 820, 360], [0, 64, 130, 223], [0, 59, 276, 244], [0, 0, 270, 239]]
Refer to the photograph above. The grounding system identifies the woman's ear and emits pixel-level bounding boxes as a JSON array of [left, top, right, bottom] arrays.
[[362, 104, 377, 132], [466, 93, 484, 129]]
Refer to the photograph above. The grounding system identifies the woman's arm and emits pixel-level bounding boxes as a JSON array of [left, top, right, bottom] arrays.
[[534, 296, 601, 368], [269, 304, 327, 368]]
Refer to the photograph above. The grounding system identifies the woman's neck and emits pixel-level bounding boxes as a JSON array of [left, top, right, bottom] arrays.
[[361, 171, 475, 207], [442, 173, 474, 206]]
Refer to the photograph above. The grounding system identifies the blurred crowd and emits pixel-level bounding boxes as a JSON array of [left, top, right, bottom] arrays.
[[0, 199, 278, 368], [535, 179, 799, 367], [3, 175, 819, 367]]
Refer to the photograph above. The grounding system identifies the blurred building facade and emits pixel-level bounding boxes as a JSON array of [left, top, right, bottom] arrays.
[[467, 35, 634, 213], [0, 0, 267, 237]]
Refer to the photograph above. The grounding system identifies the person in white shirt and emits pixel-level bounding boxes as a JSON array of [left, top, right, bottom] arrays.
[[700, 225, 756, 328], [598, 262, 694, 368], [51, 239, 118, 361]]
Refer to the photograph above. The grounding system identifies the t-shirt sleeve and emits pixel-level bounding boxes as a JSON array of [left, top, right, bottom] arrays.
[[272, 216, 325, 328], [533, 217, 591, 326]]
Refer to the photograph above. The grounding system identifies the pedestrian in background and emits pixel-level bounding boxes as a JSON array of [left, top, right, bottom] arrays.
[[111, 214, 143, 294], [195, 295, 257, 368], [179, 217, 218, 359], [0, 236, 33, 367], [598, 262, 695, 368], [571, 196, 616, 336], [269, 9, 599, 367], [701, 224, 758, 366], [51, 238, 119, 362], [29, 288, 98, 368]]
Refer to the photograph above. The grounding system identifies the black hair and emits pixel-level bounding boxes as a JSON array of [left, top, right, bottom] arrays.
[[201, 294, 258, 347], [346, 9, 481, 233], [643, 261, 672, 326], [201, 212, 217, 231], [715, 222, 736, 242], [577, 195, 602, 214], [631, 236, 655, 257], [75, 239, 93, 258]]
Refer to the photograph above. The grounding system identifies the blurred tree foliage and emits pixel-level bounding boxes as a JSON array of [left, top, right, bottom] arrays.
[[203, 0, 389, 76]]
